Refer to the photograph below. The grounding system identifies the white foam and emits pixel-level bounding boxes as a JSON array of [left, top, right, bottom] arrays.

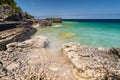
[[52, 25, 63, 28]]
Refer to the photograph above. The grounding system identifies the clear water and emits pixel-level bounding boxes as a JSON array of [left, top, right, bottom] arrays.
[[36, 20, 120, 48]]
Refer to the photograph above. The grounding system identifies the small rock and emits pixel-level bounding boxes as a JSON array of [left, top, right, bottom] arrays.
[[110, 48, 120, 57], [6, 62, 19, 71]]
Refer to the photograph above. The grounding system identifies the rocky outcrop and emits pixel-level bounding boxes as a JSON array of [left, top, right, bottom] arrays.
[[0, 36, 49, 79], [0, 24, 36, 51], [45, 18, 62, 23], [0, 5, 12, 20], [0, 36, 46, 79], [0, 5, 34, 21], [26, 19, 52, 28], [0, 36, 74, 80], [39, 19, 52, 27], [0, 5, 23, 21], [31, 20, 40, 28], [62, 43, 120, 80], [0, 21, 28, 31]]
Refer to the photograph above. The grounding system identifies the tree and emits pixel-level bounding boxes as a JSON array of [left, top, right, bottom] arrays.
[[0, 0, 5, 5]]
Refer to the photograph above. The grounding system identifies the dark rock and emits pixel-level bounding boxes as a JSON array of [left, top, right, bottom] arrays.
[[39, 19, 52, 27], [104, 73, 120, 80], [0, 65, 8, 78], [109, 48, 120, 58], [0, 62, 3, 69], [5, 11, 24, 21], [45, 18, 62, 23], [0, 22, 23, 31]]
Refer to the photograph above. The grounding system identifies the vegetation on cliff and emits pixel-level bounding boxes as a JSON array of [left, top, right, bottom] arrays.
[[0, 0, 34, 21], [0, 0, 22, 12]]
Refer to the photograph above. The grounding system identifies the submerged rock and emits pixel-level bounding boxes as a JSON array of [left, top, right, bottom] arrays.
[[62, 43, 120, 80], [59, 32, 78, 39]]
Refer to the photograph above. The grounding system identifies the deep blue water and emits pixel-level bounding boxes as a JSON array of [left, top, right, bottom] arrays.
[[63, 19, 120, 23]]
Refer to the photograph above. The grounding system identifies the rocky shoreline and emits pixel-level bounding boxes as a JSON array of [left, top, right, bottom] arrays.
[[0, 18, 120, 80], [0, 3, 120, 79], [0, 23, 37, 51], [0, 32, 120, 80], [0, 36, 75, 80], [62, 43, 120, 80], [0, 0, 120, 79]]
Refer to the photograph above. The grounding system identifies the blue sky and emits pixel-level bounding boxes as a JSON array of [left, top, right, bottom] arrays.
[[15, 0, 120, 19]]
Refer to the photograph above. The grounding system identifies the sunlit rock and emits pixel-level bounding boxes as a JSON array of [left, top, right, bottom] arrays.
[[62, 43, 120, 80]]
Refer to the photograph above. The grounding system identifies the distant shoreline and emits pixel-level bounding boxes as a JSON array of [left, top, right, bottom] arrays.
[[63, 19, 120, 23]]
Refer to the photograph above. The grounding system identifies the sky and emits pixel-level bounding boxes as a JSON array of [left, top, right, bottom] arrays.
[[15, 0, 120, 19]]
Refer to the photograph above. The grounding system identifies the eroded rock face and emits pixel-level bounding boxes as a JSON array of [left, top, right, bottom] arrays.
[[0, 24, 36, 51], [62, 43, 120, 80], [0, 5, 12, 20], [0, 5, 34, 21], [0, 5, 23, 21]]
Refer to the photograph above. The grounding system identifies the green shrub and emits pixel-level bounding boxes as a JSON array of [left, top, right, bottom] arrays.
[[0, 0, 22, 12]]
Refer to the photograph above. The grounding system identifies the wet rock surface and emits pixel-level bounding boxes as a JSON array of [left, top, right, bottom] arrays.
[[62, 43, 120, 80]]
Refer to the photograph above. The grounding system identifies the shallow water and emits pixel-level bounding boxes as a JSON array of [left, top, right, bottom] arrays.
[[36, 20, 120, 48]]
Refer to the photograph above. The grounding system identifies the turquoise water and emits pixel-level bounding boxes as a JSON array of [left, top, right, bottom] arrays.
[[36, 21, 120, 48]]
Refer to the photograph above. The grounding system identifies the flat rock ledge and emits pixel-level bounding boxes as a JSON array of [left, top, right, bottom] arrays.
[[62, 43, 120, 80], [0, 24, 37, 51]]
